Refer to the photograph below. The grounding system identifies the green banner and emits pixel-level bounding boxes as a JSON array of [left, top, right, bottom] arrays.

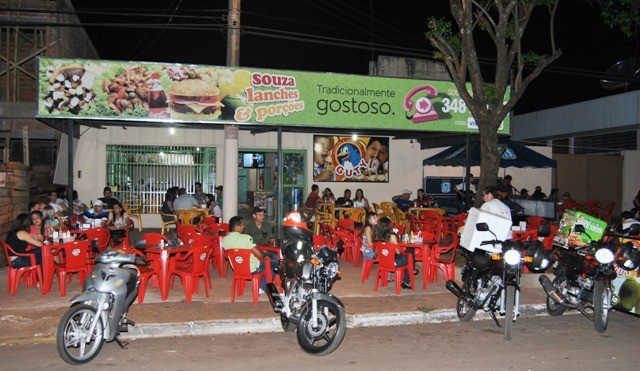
[[36, 57, 509, 133]]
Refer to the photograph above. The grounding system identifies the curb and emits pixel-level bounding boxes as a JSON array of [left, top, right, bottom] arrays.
[[126, 303, 553, 340]]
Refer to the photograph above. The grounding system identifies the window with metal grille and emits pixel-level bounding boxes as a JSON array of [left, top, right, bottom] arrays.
[[106, 145, 216, 213]]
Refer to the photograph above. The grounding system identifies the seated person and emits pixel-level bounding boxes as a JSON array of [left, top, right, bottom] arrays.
[[161, 188, 177, 222], [71, 190, 88, 215], [99, 187, 119, 209], [192, 182, 207, 205], [244, 207, 276, 246], [84, 199, 109, 220], [107, 202, 132, 245], [392, 189, 415, 212], [414, 189, 432, 207], [335, 189, 354, 208], [530, 186, 546, 200], [303, 184, 321, 216], [6, 214, 43, 267], [454, 174, 476, 200], [222, 216, 277, 293], [47, 191, 66, 214], [29, 210, 45, 242], [173, 188, 198, 211], [621, 210, 640, 231], [42, 205, 62, 232]]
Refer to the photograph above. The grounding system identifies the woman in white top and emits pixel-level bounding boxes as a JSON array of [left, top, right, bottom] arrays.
[[107, 202, 131, 229], [353, 188, 370, 210]]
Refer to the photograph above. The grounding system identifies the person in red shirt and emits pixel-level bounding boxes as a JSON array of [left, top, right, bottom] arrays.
[[304, 184, 321, 215]]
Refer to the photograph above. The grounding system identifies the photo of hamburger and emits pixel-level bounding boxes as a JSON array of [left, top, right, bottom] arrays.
[[168, 79, 223, 120]]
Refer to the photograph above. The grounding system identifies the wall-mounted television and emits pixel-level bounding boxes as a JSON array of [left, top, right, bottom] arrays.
[[242, 152, 265, 168]]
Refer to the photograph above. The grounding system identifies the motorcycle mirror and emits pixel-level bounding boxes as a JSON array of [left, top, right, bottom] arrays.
[[574, 224, 586, 234], [476, 223, 489, 232], [538, 224, 551, 238]]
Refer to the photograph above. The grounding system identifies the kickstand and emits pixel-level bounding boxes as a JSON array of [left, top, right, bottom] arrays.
[[114, 336, 129, 349], [491, 311, 502, 328]]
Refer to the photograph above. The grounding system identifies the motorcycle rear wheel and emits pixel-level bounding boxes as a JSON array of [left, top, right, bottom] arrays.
[[456, 277, 476, 322], [593, 281, 611, 333], [57, 304, 105, 365], [547, 276, 568, 316], [296, 299, 346, 356], [503, 285, 516, 341]]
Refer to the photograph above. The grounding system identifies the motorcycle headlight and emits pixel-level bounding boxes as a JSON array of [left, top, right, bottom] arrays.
[[504, 249, 521, 266], [326, 261, 339, 278], [595, 248, 614, 264]]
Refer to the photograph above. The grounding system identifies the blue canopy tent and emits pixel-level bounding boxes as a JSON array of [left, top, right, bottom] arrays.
[[422, 138, 557, 168]]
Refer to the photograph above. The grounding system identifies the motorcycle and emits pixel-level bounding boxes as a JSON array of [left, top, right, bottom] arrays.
[[446, 222, 552, 340], [57, 249, 145, 365], [539, 224, 640, 333], [266, 212, 346, 356]]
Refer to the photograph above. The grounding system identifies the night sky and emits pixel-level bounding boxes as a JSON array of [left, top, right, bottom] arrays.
[[70, 0, 639, 115]]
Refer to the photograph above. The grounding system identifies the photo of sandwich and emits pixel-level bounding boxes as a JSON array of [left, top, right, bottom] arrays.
[[168, 79, 223, 120]]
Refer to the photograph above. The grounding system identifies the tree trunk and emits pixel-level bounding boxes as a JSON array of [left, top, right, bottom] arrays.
[[474, 121, 500, 207]]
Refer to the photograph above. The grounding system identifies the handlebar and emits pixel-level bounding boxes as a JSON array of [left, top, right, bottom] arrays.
[[481, 240, 502, 246]]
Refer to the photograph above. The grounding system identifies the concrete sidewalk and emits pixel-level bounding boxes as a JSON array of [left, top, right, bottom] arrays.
[[0, 259, 551, 345]]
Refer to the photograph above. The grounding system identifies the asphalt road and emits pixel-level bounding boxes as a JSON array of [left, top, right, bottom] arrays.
[[1, 311, 639, 371]]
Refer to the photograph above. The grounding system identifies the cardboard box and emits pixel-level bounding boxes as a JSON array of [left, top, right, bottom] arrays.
[[553, 210, 607, 248], [461, 207, 513, 253]]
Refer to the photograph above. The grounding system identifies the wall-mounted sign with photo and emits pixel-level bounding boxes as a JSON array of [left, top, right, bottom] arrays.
[[313, 135, 389, 182]]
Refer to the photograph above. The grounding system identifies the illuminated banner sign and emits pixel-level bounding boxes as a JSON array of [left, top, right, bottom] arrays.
[[37, 58, 509, 133]]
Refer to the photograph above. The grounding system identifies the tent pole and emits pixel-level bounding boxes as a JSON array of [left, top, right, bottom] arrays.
[[464, 134, 471, 210], [276, 126, 283, 241], [67, 120, 74, 219]]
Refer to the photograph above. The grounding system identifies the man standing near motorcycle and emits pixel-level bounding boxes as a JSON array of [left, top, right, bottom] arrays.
[[222, 216, 278, 293], [481, 186, 512, 221]]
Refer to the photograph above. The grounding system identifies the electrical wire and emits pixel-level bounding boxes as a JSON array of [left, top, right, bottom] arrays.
[[133, 0, 184, 60], [1, 17, 639, 83]]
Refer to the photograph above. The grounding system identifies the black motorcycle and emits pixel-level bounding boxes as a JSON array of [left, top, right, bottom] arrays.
[[447, 222, 551, 340], [266, 219, 346, 356], [539, 224, 640, 333]]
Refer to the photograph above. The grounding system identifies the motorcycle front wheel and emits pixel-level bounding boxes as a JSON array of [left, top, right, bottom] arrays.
[[593, 281, 611, 333], [503, 285, 516, 341], [296, 299, 346, 356], [57, 304, 105, 365]]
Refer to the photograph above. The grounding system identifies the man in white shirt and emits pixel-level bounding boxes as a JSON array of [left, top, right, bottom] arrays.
[[480, 186, 512, 222], [173, 187, 198, 211], [48, 191, 66, 213]]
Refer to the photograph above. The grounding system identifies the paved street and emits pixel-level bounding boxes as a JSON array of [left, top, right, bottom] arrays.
[[1, 311, 638, 371]]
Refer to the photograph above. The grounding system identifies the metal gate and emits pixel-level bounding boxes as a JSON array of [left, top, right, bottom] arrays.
[[106, 145, 216, 213]]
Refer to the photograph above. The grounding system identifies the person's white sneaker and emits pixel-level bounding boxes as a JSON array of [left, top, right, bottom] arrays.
[[259, 288, 266, 295]]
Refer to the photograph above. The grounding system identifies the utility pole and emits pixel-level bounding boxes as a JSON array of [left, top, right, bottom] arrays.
[[222, 0, 241, 222]]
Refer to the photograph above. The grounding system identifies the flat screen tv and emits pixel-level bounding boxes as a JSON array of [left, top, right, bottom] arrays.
[[242, 153, 265, 168]]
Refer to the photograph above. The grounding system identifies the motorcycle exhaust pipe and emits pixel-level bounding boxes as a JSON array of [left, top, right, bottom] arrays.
[[539, 275, 566, 304], [266, 283, 283, 313], [446, 280, 465, 300]]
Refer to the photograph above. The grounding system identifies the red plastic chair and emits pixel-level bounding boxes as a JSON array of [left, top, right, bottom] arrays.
[[168, 237, 213, 302], [51, 240, 91, 296], [109, 219, 135, 251], [313, 234, 328, 251], [447, 213, 467, 235], [177, 225, 200, 242], [78, 227, 111, 252], [542, 225, 559, 250], [373, 242, 414, 294], [140, 233, 169, 245], [361, 257, 377, 283], [525, 216, 547, 231], [1, 241, 42, 296], [226, 248, 272, 303], [428, 232, 459, 283]]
